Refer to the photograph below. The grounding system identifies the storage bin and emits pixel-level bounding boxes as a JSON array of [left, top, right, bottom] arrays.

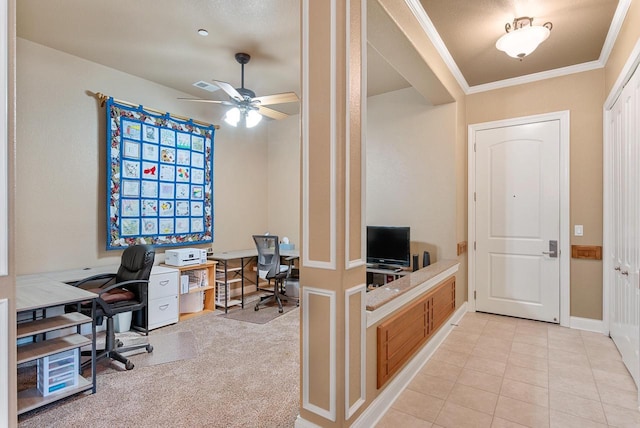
[[37, 349, 79, 396], [285, 279, 299, 298], [180, 291, 204, 313], [114, 311, 132, 333]]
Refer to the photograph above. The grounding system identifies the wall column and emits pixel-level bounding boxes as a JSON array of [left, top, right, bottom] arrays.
[[299, 0, 367, 426]]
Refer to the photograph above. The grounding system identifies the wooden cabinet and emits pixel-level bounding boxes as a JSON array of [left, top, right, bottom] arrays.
[[16, 303, 96, 415], [160, 261, 216, 321], [147, 266, 179, 330], [376, 276, 455, 388]]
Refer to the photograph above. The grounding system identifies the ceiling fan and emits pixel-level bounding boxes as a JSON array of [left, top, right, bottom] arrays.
[[180, 52, 299, 128]]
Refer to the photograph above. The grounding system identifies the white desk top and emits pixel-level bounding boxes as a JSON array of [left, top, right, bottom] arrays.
[[208, 248, 299, 261], [16, 264, 177, 313], [16, 278, 97, 312]]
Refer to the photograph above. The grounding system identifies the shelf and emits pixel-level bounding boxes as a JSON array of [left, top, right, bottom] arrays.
[[214, 278, 242, 284], [215, 299, 242, 308], [17, 375, 93, 415], [216, 266, 243, 273], [17, 312, 92, 339], [17, 334, 91, 365], [185, 285, 214, 294], [163, 261, 216, 272]]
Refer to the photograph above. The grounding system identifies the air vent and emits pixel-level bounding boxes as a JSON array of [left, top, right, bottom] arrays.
[[192, 81, 219, 92]]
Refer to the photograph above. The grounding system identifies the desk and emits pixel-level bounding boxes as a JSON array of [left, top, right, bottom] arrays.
[[209, 248, 299, 313], [16, 276, 98, 415]]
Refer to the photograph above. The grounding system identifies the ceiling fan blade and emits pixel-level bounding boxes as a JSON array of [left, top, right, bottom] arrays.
[[258, 106, 289, 120], [253, 92, 299, 106], [213, 80, 244, 102]]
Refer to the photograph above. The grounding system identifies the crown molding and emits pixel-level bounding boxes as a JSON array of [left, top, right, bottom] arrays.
[[404, 0, 631, 96], [403, 0, 470, 93], [466, 60, 604, 94], [599, 0, 631, 66]]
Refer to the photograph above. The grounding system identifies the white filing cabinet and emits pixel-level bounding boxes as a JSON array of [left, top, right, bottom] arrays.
[[148, 265, 179, 330]]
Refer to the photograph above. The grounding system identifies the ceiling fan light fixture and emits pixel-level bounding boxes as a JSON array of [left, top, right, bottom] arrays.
[[223, 107, 241, 127], [496, 17, 552, 60], [245, 109, 262, 128]]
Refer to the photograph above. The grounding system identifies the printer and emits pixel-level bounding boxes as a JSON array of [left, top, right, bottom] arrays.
[[164, 248, 207, 267]]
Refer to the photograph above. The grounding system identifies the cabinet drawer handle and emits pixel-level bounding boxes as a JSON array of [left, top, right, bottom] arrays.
[[159, 280, 170, 286], [159, 304, 169, 310]]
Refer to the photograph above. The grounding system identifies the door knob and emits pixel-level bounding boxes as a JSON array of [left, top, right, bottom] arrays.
[[542, 240, 558, 258], [614, 266, 621, 271], [621, 270, 629, 276]]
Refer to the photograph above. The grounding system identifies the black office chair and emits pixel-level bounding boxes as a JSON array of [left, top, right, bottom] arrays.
[[69, 245, 155, 370], [253, 235, 291, 313]]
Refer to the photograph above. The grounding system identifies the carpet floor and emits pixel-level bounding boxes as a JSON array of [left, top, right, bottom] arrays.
[[17, 306, 300, 428]]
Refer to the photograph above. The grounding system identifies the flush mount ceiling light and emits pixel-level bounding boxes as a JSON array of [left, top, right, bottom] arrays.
[[496, 16, 553, 60], [197, 29, 209, 36]]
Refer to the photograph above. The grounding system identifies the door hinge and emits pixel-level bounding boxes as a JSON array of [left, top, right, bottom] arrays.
[[474, 290, 477, 300], [474, 241, 476, 250], [474, 192, 476, 202], [474, 143, 476, 152]]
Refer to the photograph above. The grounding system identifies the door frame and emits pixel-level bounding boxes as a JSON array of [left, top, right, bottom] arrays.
[[602, 38, 640, 336], [468, 111, 571, 327]]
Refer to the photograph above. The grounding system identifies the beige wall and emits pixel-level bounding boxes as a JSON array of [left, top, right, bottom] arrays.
[[16, 39, 270, 274], [466, 69, 606, 320], [605, 0, 640, 96], [266, 115, 300, 246], [373, 0, 469, 308], [366, 87, 457, 262]]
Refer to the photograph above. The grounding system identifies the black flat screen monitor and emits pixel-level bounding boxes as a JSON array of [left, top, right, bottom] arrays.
[[366, 226, 410, 267]]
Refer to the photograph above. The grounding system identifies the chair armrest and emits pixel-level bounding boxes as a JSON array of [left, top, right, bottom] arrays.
[[97, 279, 149, 295], [284, 256, 298, 262], [72, 273, 116, 288]]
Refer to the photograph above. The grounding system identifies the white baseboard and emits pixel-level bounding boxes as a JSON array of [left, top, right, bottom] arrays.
[[294, 415, 322, 428], [570, 316, 606, 334]]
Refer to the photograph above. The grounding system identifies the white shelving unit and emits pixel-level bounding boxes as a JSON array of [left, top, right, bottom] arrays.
[[215, 267, 243, 309]]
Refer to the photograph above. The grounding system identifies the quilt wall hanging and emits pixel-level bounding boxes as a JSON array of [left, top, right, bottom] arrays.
[[105, 96, 215, 250]]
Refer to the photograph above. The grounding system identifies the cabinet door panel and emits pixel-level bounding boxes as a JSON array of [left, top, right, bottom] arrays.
[[149, 271, 178, 300], [148, 295, 179, 330]]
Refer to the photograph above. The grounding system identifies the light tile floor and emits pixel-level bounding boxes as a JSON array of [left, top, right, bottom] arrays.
[[376, 311, 640, 428]]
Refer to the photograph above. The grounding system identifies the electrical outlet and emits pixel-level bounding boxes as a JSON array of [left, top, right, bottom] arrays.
[[574, 225, 584, 236]]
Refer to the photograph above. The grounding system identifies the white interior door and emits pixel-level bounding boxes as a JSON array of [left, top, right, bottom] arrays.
[[607, 64, 640, 385], [474, 120, 560, 323]]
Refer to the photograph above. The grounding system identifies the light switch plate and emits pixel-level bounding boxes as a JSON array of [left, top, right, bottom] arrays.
[[574, 225, 584, 236]]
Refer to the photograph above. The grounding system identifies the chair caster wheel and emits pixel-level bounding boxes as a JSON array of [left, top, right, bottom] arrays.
[[116, 339, 123, 348], [279, 308, 284, 314], [125, 361, 134, 370], [254, 304, 260, 311], [146, 344, 153, 353]]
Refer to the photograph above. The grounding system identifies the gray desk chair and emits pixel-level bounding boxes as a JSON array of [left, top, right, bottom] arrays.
[[68, 245, 155, 370], [253, 235, 291, 313]]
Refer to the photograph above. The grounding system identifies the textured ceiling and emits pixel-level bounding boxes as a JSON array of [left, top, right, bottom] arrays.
[[16, 0, 624, 112]]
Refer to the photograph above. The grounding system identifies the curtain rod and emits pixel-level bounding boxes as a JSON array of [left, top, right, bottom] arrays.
[[93, 91, 220, 130]]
